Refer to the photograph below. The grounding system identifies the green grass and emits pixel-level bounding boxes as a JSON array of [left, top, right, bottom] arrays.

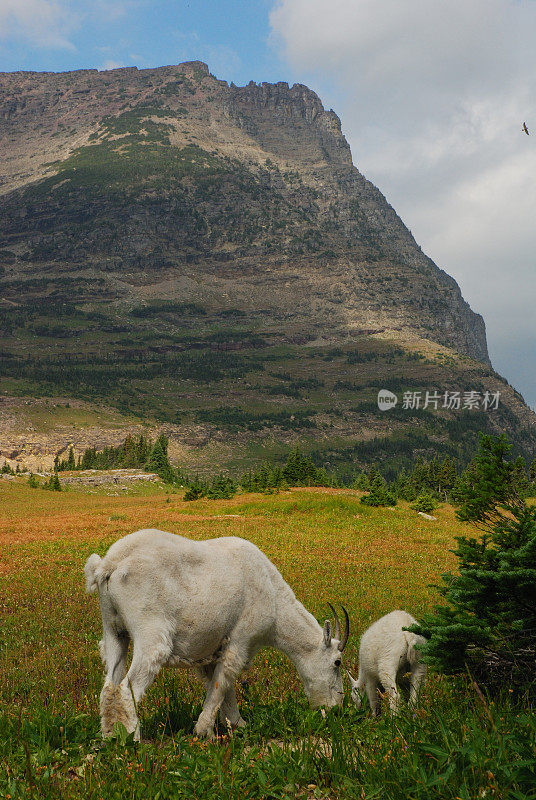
[[1, 485, 535, 798], [2, 687, 535, 799]]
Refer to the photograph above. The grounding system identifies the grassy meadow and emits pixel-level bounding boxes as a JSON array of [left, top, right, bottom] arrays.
[[1, 480, 535, 799]]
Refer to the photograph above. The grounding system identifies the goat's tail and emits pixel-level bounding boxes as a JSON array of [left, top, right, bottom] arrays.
[[84, 553, 103, 594]]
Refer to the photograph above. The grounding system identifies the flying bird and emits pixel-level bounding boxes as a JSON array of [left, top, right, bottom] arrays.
[[523, 122, 529, 135]]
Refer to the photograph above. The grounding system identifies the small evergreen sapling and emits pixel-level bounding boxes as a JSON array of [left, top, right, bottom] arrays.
[[44, 473, 62, 491], [360, 472, 397, 507]]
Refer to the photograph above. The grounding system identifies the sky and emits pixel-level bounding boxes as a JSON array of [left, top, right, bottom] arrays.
[[1, 0, 535, 408]]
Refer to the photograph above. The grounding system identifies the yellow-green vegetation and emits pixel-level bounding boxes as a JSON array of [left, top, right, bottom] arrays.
[[1, 482, 535, 798], [12, 400, 135, 435]]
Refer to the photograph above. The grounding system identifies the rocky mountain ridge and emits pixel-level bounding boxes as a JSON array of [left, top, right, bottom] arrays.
[[0, 61, 532, 472], [0, 61, 487, 362]]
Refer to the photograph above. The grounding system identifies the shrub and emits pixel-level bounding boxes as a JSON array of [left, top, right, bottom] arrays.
[[184, 474, 237, 501], [360, 474, 397, 507], [411, 494, 438, 513], [183, 482, 205, 501]]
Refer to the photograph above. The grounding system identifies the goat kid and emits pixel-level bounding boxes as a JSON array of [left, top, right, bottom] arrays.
[[347, 610, 426, 715]]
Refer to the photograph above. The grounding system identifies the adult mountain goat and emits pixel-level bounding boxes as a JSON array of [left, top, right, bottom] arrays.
[[84, 529, 349, 739]]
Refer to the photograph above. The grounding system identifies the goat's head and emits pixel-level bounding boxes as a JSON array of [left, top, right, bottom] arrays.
[[300, 604, 350, 709]]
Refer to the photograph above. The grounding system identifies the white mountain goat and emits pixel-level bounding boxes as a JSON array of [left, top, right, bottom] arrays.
[[347, 610, 426, 715], [84, 529, 349, 740]]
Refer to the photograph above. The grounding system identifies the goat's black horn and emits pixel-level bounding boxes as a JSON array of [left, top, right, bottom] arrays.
[[338, 606, 350, 652], [327, 602, 340, 640]]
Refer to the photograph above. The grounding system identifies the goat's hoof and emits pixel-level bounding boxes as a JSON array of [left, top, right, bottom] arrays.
[[193, 720, 214, 739], [227, 717, 246, 731]]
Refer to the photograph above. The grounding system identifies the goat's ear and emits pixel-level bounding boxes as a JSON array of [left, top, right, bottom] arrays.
[[346, 670, 358, 688], [323, 620, 332, 647]]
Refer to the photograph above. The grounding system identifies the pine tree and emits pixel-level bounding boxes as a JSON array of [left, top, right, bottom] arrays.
[[360, 472, 397, 507], [67, 447, 76, 470], [511, 455, 529, 497], [392, 468, 414, 500], [352, 472, 370, 491], [456, 434, 524, 528], [419, 434, 536, 693], [136, 434, 151, 465], [184, 478, 206, 501], [439, 456, 457, 500], [206, 473, 236, 499], [44, 473, 62, 491], [146, 434, 175, 483], [529, 455, 536, 485]]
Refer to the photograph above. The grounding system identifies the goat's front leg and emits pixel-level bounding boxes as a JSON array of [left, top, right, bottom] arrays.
[[364, 677, 380, 716], [196, 664, 246, 730], [194, 647, 246, 738]]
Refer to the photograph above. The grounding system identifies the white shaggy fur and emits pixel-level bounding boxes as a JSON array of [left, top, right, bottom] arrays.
[[84, 529, 348, 740], [348, 610, 426, 715]]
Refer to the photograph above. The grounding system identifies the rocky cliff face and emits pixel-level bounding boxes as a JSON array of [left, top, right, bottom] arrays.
[[0, 61, 488, 363], [1, 61, 532, 473]]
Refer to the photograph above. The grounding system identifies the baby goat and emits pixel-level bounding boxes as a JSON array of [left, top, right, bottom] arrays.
[[347, 610, 426, 715]]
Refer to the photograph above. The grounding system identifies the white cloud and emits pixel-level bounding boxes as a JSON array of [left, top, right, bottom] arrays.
[[0, 1, 134, 51], [0, 0, 78, 49], [270, 0, 536, 404]]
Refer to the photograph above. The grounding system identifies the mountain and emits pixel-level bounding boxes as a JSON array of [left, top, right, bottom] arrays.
[[0, 61, 534, 474]]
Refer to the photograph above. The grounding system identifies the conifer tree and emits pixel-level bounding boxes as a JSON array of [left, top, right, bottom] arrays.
[[420, 434, 536, 693], [147, 434, 175, 483], [352, 471, 370, 491], [511, 455, 529, 496], [67, 447, 76, 470], [360, 472, 397, 507]]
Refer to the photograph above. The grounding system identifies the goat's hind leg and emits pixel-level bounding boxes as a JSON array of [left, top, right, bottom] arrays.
[[409, 663, 426, 707], [100, 628, 130, 683], [103, 629, 171, 741], [99, 628, 130, 738]]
